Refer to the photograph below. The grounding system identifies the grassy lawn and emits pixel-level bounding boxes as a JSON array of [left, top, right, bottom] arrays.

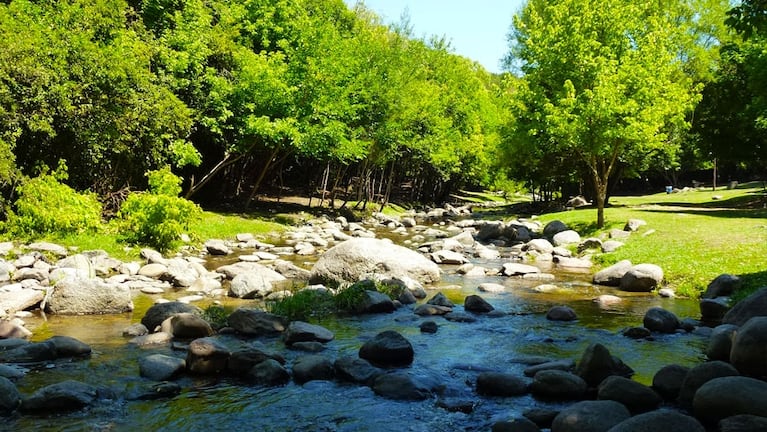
[[535, 183, 767, 298]]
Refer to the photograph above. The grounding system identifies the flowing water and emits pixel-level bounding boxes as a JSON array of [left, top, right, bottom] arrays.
[[5, 231, 708, 431]]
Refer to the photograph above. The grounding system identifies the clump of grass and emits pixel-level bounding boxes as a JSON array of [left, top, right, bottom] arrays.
[[333, 280, 373, 313], [267, 288, 335, 322], [201, 304, 232, 330]]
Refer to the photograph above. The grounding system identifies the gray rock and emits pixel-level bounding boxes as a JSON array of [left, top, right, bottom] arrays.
[[334, 356, 383, 385], [284, 321, 334, 345], [526, 239, 554, 254], [702, 274, 742, 299], [47, 276, 133, 315], [606, 410, 704, 432], [46, 335, 91, 358], [0, 341, 56, 363], [359, 330, 414, 367], [247, 359, 290, 386], [414, 304, 452, 316], [706, 324, 739, 361], [204, 239, 231, 255], [353, 289, 396, 314], [160, 313, 213, 339], [601, 241, 624, 253], [0, 376, 21, 414], [677, 360, 739, 409], [476, 372, 528, 396], [597, 376, 661, 413], [652, 364, 689, 401], [186, 337, 230, 374], [292, 354, 334, 384], [491, 417, 541, 432], [553, 256, 592, 269], [0, 320, 31, 339], [444, 312, 477, 323], [372, 372, 432, 400], [642, 307, 680, 333], [552, 230, 581, 246], [623, 219, 646, 232], [693, 376, 767, 424], [21, 380, 98, 412], [530, 370, 587, 400], [730, 316, 767, 377], [128, 332, 173, 347], [419, 321, 438, 333], [543, 220, 569, 238], [723, 286, 767, 326], [622, 327, 651, 339], [593, 260, 633, 287], [718, 414, 767, 432], [546, 306, 577, 321], [503, 262, 541, 276], [139, 354, 186, 381], [309, 238, 440, 285], [0, 364, 26, 381], [552, 400, 630, 432], [271, 260, 312, 281], [700, 297, 730, 324], [138, 263, 168, 278], [578, 238, 603, 253], [28, 241, 68, 257], [228, 265, 286, 299], [227, 308, 287, 336], [620, 264, 663, 292], [464, 294, 494, 313], [430, 249, 468, 265], [427, 292, 455, 308], [576, 343, 633, 387], [141, 302, 201, 332], [478, 283, 506, 293], [56, 254, 95, 279], [227, 346, 285, 375], [524, 359, 575, 377]]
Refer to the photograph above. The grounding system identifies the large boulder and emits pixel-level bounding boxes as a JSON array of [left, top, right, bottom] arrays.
[[702, 274, 742, 299], [597, 376, 662, 413], [0, 376, 21, 414], [284, 321, 334, 345], [227, 308, 288, 336], [186, 337, 230, 374], [606, 410, 704, 432], [359, 330, 414, 367], [291, 354, 335, 384], [160, 313, 214, 339], [247, 359, 290, 387], [476, 372, 528, 397], [642, 307, 680, 333], [729, 316, 767, 377], [706, 324, 739, 362], [576, 343, 633, 387], [21, 380, 99, 412], [464, 295, 494, 313], [723, 287, 767, 326], [593, 260, 633, 287], [619, 264, 663, 292], [552, 400, 630, 432], [139, 354, 186, 381], [309, 238, 440, 285], [46, 276, 132, 315], [543, 220, 569, 238], [718, 415, 767, 432], [652, 364, 689, 401], [228, 265, 286, 299], [693, 376, 767, 424], [530, 370, 587, 400], [141, 302, 202, 332], [677, 361, 740, 409]]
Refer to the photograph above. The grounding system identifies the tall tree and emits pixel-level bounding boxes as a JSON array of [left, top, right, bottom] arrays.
[[507, 0, 701, 227]]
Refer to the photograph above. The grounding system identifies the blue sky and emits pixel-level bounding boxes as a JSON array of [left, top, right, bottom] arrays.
[[343, 0, 526, 74]]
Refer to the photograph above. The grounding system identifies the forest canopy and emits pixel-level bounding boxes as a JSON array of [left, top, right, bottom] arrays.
[[0, 0, 763, 228]]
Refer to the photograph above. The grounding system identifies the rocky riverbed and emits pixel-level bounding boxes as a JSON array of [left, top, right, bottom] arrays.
[[1, 207, 766, 431]]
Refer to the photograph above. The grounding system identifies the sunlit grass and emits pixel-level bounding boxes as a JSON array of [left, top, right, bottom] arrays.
[[535, 185, 767, 298]]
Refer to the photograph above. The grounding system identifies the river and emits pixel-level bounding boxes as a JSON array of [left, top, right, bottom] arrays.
[[5, 227, 708, 431]]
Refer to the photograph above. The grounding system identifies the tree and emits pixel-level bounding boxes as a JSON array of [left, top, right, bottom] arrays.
[[507, 0, 701, 227]]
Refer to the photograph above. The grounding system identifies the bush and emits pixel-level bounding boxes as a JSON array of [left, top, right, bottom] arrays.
[[117, 167, 200, 252], [5, 162, 101, 236]]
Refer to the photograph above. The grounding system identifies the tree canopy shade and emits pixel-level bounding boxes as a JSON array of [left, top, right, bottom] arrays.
[[506, 0, 701, 227]]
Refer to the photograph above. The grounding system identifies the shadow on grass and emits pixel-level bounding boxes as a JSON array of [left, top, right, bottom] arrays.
[[632, 190, 767, 219], [205, 198, 364, 225], [732, 270, 767, 303]]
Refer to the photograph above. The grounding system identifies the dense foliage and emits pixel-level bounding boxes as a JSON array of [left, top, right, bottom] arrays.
[[0, 0, 763, 234], [116, 167, 201, 252]]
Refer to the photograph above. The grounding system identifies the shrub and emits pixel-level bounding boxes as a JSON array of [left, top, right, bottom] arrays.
[[117, 166, 200, 252], [333, 280, 374, 313], [5, 162, 101, 236]]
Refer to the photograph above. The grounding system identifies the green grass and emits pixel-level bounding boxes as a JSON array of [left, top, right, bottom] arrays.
[[535, 184, 767, 298], [189, 210, 287, 242]]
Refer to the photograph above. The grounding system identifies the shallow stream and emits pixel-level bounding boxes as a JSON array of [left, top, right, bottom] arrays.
[[6, 230, 708, 431]]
